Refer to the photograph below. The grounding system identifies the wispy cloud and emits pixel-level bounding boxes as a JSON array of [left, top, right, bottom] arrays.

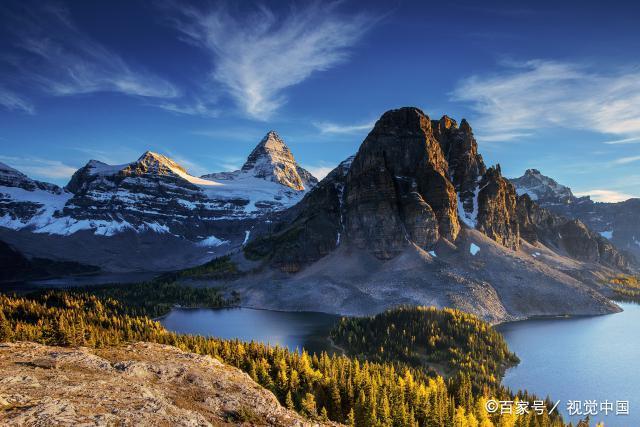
[[314, 120, 374, 134], [602, 136, 640, 145], [157, 100, 219, 118], [169, 1, 375, 119], [611, 155, 640, 165], [0, 87, 35, 114], [574, 189, 634, 203], [0, 155, 77, 180], [451, 60, 640, 142], [0, 2, 178, 113]]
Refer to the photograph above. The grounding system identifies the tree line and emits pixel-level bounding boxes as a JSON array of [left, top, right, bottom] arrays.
[[330, 306, 519, 394], [0, 291, 578, 426]]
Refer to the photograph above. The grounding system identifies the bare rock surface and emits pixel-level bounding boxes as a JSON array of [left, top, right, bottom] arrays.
[[224, 229, 621, 324], [235, 107, 626, 322], [0, 341, 329, 426], [511, 169, 640, 262]]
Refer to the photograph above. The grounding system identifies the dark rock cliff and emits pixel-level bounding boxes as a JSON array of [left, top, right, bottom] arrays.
[[344, 108, 459, 259], [511, 169, 640, 262], [245, 107, 527, 270], [515, 194, 632, 270]]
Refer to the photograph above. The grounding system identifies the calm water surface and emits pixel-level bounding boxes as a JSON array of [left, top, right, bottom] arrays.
[[161, 304, 639, 426], [497, 302, 640, 427], [160, 307, 340, 355]]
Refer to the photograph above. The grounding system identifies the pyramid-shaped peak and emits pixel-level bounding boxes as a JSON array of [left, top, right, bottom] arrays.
[[255, 131, 292, 154], [243, 132, 294, 172], [240, 131, 316, 191], [137, 150, 171, 163], [129, 151, 187, 176]]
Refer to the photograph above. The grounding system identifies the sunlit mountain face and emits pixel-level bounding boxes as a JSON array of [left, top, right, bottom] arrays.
[[1, 1, 639, 427]]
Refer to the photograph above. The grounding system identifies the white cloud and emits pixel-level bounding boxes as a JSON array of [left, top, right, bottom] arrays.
[[574, 189, 634, 203], [302, 163, 337, 180], [314, 121, 375, 134], [170, 1, 374, 119], [157, 100, 219, 118], [0, 155, 77, 180], [602, 136, 640, 145], [1, 3, 178, 109], [451, 60, 640, 142], [611, 155, 640, 165], [0, 87, 35, 114]]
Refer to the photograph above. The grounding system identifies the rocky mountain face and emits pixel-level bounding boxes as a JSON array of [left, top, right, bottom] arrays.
[[511, 169, 578, 205], [0, 162, 70, 231], [248, 108, 537, 271], [233, 107, 632, 322], [511, 169, 640, 261], [228, 131, 317, 190], [248, 109, 632, 273], [0, 342, 322, 426], [0, 133, 316, 271], [515, 194, 630, 269]]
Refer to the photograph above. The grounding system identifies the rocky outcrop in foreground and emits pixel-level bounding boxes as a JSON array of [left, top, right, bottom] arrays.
[[0, 341, 327, 426]]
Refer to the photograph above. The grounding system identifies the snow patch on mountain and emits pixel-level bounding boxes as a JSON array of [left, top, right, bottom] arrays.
[[457, 179, 482, 228], [0, 132, 317, 240], [197, 235, 229, 247], [469, 243, 480, 255]]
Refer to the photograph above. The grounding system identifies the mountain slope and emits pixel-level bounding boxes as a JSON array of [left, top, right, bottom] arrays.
[[511, 169, 640, 261], [0, 133, 316, 271], [511, 169, 577, 204], [234, 107, 629, 322]]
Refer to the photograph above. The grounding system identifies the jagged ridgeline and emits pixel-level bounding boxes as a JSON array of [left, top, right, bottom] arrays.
[[511, 168, 640, 263], [245, 107, 631, 271], [236, 107, 629, 322], [0, 292, 566, 426], [0, 131, 318, 272]]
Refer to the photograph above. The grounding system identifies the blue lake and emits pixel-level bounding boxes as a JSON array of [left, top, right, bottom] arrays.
[[497, 302, 640, 427], [161, 303, 640, 426], [160, 307, 340, 355]]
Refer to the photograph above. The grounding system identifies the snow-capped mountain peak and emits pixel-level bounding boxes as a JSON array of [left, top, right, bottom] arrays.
[[127, 151, 188, 176], [1, 133, 318, 242], [237, 131, 317, 191], [0, 161, 63, 194], [510, 168, 576, 204]]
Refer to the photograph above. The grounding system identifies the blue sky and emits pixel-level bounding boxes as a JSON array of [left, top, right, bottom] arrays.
[[1, 0, 639, 202]]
